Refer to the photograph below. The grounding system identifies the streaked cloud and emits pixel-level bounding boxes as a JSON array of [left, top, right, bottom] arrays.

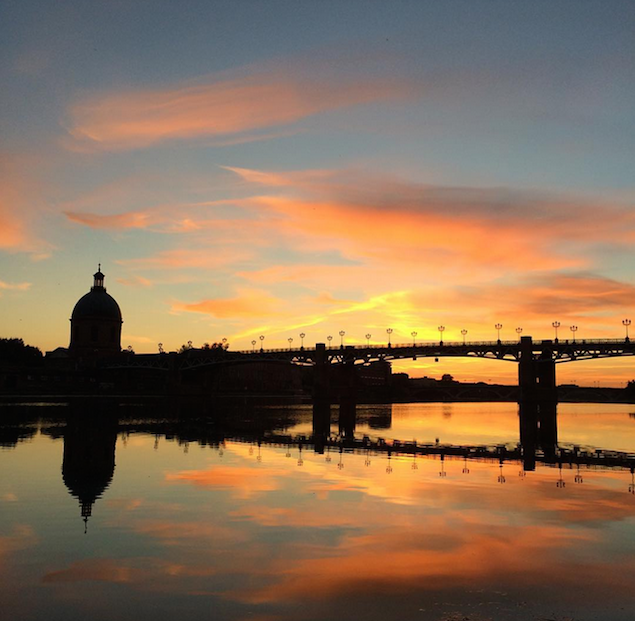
[[174, 289, 282, 319], [65, 67, 415, 151], [0, 280, 31, 294]]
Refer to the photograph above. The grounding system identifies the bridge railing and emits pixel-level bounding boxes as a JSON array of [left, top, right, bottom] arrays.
[[203, 338, 632, 357]]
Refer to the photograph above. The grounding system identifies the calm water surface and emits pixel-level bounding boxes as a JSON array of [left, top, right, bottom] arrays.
[[1, 401, 634, 621]]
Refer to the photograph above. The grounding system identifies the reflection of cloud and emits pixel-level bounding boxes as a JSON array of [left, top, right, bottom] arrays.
[[227, 523, 622, 606], [0, 525, 37, 560], [66, 67, 413, 151], [42, 558, 138, 584], [166, 465, 285, 499], [134, 520, 247, 546]]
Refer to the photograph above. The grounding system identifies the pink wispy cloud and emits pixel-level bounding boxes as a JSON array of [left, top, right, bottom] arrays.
[[65, 67, 414, 151]]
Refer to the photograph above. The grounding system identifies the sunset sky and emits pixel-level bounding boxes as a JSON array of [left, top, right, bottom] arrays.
[[2, 1, 634, 385]]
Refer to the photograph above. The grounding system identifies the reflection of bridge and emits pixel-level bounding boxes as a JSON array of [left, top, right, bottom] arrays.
[[118, 411, 635, 473], [106, 336, 634, 406]]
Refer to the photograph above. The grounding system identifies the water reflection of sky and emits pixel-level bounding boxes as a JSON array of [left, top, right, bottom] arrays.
[[1, 403, 634, 621]]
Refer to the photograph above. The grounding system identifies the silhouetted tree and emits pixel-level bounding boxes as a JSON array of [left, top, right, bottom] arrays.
[[0, 338, 43, 364]]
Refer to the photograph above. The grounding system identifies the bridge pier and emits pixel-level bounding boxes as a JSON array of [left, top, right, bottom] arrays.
[[518, 336, 558, 468], [312, 344, 331, 444], [339, 349, 357, 438]]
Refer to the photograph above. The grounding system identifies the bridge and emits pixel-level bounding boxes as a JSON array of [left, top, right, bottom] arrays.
[[108, 335, 634, 406]]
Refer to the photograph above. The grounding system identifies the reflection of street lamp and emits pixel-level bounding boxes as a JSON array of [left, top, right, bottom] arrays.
[[495, 323, 502, 343], [570, 325, 578, 343], [623, 319, 631, 341], [461, 329, 467, 345], [288, 337, 293, 349], [411, 331, 417, 346], [552, 321, 561, 342], [366, 333, 371, 347], [339, 330, 345, 348], [516, 327, 523, 340], [300, 332, 306, 349], [327, 335, 333, 348], [438, 325, 445, 345], [251, 339, 256, 352], [259, 334, 265, 351]]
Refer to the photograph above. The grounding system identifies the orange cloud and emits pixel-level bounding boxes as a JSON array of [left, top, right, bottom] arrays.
[[66, 68, 413, 151], [0, 155, 52, 256], [0, 280, 31, 294], [118, 248, 253, 270], [65, 210, 153, 229], [174, 289, 282, 319]]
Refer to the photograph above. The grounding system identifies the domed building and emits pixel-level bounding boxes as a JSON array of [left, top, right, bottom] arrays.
[[69, 266, 123, 356]]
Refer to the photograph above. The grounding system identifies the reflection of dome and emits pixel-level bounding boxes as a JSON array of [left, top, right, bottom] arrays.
[[69, 266, 123, 356], [62, 415, 117, 532]]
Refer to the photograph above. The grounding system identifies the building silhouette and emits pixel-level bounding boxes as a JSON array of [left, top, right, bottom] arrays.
[[69, 266, 122, 357]]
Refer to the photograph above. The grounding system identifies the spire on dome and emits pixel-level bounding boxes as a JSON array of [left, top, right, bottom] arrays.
[[92, 264, 105, 290]]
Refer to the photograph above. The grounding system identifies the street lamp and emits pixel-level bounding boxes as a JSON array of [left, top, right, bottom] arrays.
[[300, 332, 306, 349], [411, 331, 417, 346], [339, 330, 345, 348], [251, 339, 256, 352], [552, 321, 561, 342], [386, 328, 393, 348], [438, 325, 445, 345], [461, 329, 467, 344], [288, 337, 293, 349], [222, 337, 227, 346], [327, 335, 333, 348], [158, 342, 164, 354], [516, 327, 523, 340], [623, 319, 631, 341], [259, 334, 265, 351], [570, 325, 578, 343], [495, 323, 502, 343], [366, 333, 371, 347]]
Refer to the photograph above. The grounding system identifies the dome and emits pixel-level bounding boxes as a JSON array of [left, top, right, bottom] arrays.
[[71, 289, 122, 322], [69, 266, 123, 356]]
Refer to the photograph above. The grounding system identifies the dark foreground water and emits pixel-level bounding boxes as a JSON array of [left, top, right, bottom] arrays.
[[1, 400, 635, 621]]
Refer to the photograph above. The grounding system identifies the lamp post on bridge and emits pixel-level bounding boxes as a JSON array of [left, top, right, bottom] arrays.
[[461, 329, 467, 344], [623, 319, 631, 342], [288, 337, 293, 349], [438, 325, 445, 345], [386, 328, 393, 348], [222, 337, 227, 348], [570, 325, 578, 343], [366, 333, 371, 347], [158, 342, 164, 354], [411, 331, 417, 346], [339, 330, 345, 349], [495, 323, 502, 343], [516, 327, 523, 341], [327, 335, 333, 349], [251, 340, 256, 352], [552, 321, 561, 342], [259, 334, 265, 352], [300, 332, 306, 350]]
